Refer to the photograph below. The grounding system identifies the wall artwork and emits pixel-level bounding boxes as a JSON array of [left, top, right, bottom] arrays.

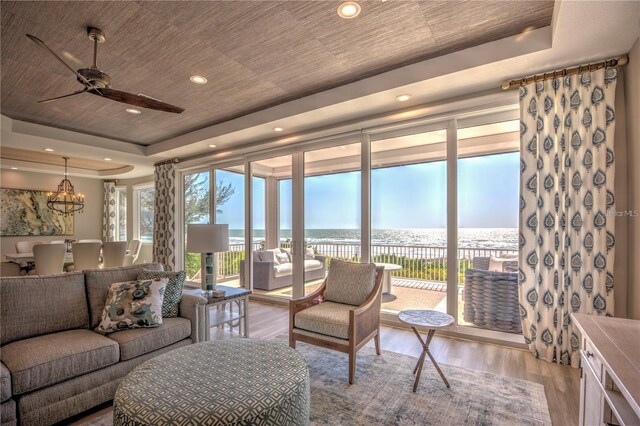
[[0, 188, 73, 236]]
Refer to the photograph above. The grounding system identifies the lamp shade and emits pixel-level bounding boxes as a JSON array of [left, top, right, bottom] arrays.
[[186, 224, 229, 253]]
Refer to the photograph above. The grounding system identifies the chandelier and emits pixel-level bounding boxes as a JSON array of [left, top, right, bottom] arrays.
[[47, 156, 85, 216]]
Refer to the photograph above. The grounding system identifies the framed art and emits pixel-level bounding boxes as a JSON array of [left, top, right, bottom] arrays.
[[0, 188, 74, 236]]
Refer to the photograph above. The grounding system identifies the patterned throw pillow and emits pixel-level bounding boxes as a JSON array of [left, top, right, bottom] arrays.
[[137, 269, 186, 318], [96, 278, 167, 334]]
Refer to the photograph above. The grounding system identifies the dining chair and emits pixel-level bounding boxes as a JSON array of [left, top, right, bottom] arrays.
[[78, 239, 103, 244], [33, 244, 66, 275], [123, 239, 142, 266], [50, 240, 65, 244], [68, 242, 102, 271], [15, 241, 45, 253], [0, 262, 21, 277], [102, 241, 127, 267]]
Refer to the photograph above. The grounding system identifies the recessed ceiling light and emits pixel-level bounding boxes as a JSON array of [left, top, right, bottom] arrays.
[[126, 108, 141, 114], [104, 157, 112, 161], [338, 1, 361, 19], [190, 75, 208, 84], [208, 144, 217, 148], [10, 167, 18, 170], [396, 94, 412, 102], [273, 127, 284, 132], [44, 148, 54, 152]]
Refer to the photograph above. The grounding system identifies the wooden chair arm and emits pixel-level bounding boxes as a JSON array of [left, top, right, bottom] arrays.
[[289, 280, 327, 316]]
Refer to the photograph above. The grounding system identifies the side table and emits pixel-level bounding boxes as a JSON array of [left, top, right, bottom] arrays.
[[183, 285, 252, 341], [398, 309, 454, 392]]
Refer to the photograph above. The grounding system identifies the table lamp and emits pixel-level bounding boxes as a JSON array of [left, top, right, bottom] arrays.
[[186, 224, 229, 297]]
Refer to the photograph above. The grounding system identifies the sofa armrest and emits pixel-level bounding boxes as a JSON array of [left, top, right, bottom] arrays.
[[253, 250, 276, 263], [179, 293, 208, 343]]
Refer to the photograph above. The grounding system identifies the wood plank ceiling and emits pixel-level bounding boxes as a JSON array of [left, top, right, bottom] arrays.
[[0, 1, 553, 145]]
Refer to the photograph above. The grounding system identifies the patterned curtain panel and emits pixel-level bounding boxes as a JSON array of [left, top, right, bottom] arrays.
[[153, 161, 177, 271], [102, 181, 117, 242], [519, 67, 618, 367]]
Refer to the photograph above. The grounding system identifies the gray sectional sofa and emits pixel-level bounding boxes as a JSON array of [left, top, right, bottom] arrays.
[[0, 263, 207, 426], [239, 248, 327, 291]]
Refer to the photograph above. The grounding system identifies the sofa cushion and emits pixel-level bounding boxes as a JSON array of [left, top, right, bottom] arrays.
[[1, 329, 119, 395], [137, 269, 186, 317], [96, 279, 167, 334], [274, 263, 292, 278], [1, 399, 15, 426], [85, 263, 163, 329], [304, 259, 323, 272], [106, 317, 191, 361], [0, 272, 88, 345], [273, 260, 324, 278], [324, 260, 376, 306], [1, 362, 10, 402], [294, 302, 351, 339]]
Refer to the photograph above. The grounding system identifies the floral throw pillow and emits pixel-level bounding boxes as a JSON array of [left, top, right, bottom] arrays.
[[137, 269, 186, 318], [96, 278, 167, 334]]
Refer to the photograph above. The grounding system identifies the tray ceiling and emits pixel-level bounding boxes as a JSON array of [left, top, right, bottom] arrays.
[[0, 147, 127, 171], [0, 0, 553, 146]]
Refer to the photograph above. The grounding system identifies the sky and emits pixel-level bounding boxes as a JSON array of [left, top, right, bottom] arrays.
[[203, 152, 519, 230]]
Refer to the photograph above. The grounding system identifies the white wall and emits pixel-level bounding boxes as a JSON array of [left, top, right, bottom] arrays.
[[625, 37, 640, 320], [1, 169, 103, 258]]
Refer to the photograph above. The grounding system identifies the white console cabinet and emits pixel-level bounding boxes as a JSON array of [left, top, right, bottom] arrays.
[[572, 314, 640, 426]]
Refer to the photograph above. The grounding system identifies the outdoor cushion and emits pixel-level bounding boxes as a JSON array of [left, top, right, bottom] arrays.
[[107, 317, 191, 361], [96, 279, 167, 334], [294, 301, 352, 339], [0, 272, 89, 345], [1, 362, 11, 402], [273, 260, 324, 278], [137, 269, 186, 317], [0, 329, 119, 395], [324, 260, 376, 306], [85, 263, 163, 328]]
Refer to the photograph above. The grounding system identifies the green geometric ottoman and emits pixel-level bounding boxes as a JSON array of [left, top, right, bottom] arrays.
[[114, 339, 310, 426]]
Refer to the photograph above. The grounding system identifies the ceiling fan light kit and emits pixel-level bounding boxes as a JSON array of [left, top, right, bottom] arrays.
[[27, 27, 184, 114]]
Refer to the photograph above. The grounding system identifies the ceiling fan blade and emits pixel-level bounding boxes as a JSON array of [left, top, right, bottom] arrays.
[[37, 89, 87, 104], [89, 88, 184, 113], [26, 34, 91, 87]]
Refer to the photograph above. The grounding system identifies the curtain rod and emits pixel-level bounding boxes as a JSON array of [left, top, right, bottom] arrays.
[[154, 158, 180, 166], [501, 55, 629, 90]]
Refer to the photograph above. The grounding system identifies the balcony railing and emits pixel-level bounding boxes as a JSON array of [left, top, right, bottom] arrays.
[[208, 242, 517, 284]]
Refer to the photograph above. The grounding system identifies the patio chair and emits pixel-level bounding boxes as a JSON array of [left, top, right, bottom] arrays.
[[289, 260, 384, 384], [462, 256, 521, 334]]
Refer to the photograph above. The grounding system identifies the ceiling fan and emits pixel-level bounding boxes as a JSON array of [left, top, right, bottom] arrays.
[[26, 27, 184, 114]]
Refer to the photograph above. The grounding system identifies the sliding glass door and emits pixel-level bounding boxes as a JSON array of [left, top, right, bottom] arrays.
[[456, 120, 521, 336], [303, 142, 361, 295], [370, 127, 448, 312]]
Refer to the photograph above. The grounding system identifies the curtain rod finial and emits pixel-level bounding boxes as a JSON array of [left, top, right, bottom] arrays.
[[617, 55, 628, 66], [501, 81, 511, 90]]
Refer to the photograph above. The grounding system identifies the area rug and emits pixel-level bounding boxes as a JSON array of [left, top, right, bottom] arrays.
[[81, 340, 550, 426]]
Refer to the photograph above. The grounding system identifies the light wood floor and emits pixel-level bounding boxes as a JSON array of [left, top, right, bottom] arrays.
[[247, 300, 580, 426], [69, 300, 580, 426]]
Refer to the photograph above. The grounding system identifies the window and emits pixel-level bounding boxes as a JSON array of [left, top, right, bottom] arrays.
[[115, 186, 127, 241], [184, 171, 210, 281], [134, 184, 155, 242]]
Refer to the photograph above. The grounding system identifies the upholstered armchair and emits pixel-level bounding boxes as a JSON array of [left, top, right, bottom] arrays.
[[289, 260, 384, 384]]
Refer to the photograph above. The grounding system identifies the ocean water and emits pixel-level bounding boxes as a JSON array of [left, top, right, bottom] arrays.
[[229, 228, 518, 250]]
